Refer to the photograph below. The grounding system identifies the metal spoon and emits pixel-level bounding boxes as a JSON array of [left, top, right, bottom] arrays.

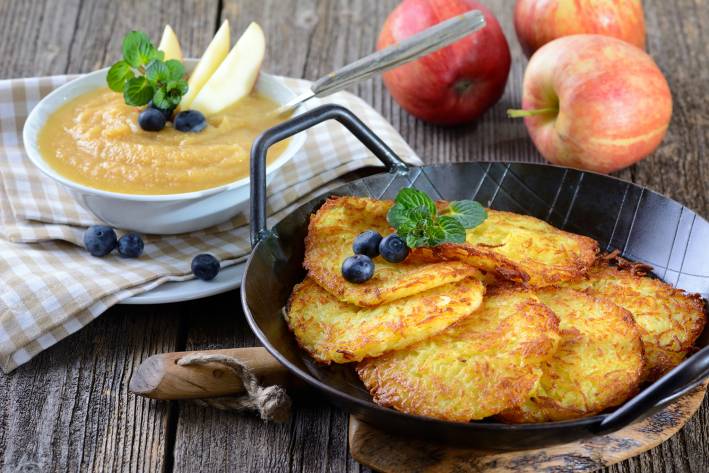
[[271, 10, 486, 116]]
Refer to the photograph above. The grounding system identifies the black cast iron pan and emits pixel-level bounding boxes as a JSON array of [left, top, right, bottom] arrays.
[[240, 104, 709, 450]]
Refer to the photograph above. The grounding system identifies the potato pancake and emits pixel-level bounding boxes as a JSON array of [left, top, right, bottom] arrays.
[[356, 288, 560, 422], [304, 196, 483, 307], [412, 207, 598, 287], [286, 277, 485, 364], [499, 288, 645, 423], [564, 263, 706, 381], [305, 197, 597, 298]]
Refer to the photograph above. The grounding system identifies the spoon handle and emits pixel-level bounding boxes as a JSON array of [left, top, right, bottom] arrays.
[[311, 10, 486, 97], [273, 10, 486, 115]]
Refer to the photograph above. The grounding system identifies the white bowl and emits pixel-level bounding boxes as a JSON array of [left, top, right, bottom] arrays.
[[22, 59, 305, 234]]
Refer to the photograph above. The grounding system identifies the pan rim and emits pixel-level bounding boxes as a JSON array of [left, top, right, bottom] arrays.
[[241, 161, 708, 432]]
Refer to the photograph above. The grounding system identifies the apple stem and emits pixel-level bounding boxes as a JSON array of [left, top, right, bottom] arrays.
[[506, 108, 557, 118]]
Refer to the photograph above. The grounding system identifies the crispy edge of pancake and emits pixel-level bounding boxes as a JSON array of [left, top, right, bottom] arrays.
[[564, 262, 707, 381], [498, 287, 646, 423], [409, 208, 599, 287], [406, 243, 530, 283], [303, 196, 481, 307], [355, 287, 561, 422], [486, 210, 599, 283], [285, 276, 485, 364]]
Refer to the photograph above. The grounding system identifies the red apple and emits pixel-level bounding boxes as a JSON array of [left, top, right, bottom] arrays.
[[511, 35, 672, 173], [514, 0, 645, 57], [378, 0, 511, 125]]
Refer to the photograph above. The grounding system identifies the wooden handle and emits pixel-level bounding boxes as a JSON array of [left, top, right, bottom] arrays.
[[129, 347, 292, 400]]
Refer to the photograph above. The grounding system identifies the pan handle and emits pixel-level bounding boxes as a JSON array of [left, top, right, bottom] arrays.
[[594, 345, 709, 435], [249, 104, 409, 246]]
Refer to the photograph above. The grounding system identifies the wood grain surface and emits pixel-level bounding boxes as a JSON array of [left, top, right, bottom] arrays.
[[0, 0, 706, 472]]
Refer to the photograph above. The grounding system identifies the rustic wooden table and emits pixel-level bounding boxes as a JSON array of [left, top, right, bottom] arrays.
[[0, 0, 706, 471]]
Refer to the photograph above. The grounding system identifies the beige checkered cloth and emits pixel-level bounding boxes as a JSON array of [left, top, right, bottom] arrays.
[[0, 75, 421, 373]]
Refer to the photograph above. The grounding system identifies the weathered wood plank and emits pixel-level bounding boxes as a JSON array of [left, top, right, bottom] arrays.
[[172, 292, 363, 473], [172, 1, 707, 473], [605, 1, 709, 471], [174, 0, 382, 472], [0, 0, 81, 77], [0, 305, 183, 472], [631, 0, 708, 218], [0, 0, 706, 472], [0, 1, 219, 472], [172, 2, 364, 470]]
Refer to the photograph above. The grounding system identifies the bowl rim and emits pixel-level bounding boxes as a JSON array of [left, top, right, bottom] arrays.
[[22, 61, 306, 202]]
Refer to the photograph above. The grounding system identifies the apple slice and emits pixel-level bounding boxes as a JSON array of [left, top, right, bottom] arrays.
[[190, 22, 266, 116], [158, 25, 183, 62], [179, 20, 231, 110]]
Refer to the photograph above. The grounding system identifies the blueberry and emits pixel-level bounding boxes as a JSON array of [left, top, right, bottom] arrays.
[[379, 234, 409, 263], [341, 254, 375, 283], [353, 230, 382, 258], [174, 110, 207, 132], [117, 232, 144, 258], [138, 107, 166, 132], [83, 225, 118, 257], [148, 101, 175, 121], [191, 253, 220, 281]]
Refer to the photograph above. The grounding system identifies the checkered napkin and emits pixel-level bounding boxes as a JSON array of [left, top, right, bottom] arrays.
[[0, 75, 422, 373]]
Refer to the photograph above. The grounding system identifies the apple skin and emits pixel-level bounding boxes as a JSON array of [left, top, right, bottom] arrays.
[[378, 0, 511, 125], [514, 0, 645, 57], [519, 35, 672, 173]]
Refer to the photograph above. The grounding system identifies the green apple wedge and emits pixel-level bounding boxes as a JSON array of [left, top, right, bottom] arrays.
[[179, 20, 231, 110], [157, 25, 183, 61], [190, 22, 266, 116]]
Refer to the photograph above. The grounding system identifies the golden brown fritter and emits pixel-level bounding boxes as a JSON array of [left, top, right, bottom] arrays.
[[564, 263, 706, 381], [304, 197, 482, 307], [305, 197, 598, 305], [411, 208, 598, 287], [498, 287, 646, 423], [356, 288, 560, 422], [285, 277, 485, 364]]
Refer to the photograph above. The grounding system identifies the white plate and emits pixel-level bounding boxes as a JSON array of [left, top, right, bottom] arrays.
[[121, 262, 245, 305]]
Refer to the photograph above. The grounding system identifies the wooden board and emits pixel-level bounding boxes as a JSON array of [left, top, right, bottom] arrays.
[[0, 0, 706, 472], [350, 382, 708, 473]]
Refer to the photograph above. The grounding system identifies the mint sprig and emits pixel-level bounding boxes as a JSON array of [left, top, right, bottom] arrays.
[[386, 188, 487, 248], [106, 31, 188, 110]]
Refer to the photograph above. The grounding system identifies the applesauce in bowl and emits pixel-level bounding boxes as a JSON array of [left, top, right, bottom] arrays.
[[38, 87, 291, 195], [23, 59, 306, 234]]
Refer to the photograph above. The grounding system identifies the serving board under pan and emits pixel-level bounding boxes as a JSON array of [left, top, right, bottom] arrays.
[[349, 380, 707, 472]]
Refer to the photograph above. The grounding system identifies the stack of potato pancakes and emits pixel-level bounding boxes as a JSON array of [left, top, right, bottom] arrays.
[[285, 196, 706, 423]]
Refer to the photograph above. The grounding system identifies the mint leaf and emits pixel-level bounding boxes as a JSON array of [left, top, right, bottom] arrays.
[[387, 188, 486, 249], [123, 77, 154, 106], [405, 233, 428, 249], [167, 79, 188, 96], [122, 31, 158, 68], [145, 60, 170, 83], [107, 31, 190, 112], [394, 188, 436, 216], [165, 59, 186, 81], [106, 60, 134, 92], [387, 204, 413, 230], [151, 88, 170, 110], [438, 216, 466, 243], [447, 200, 487, 228]]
